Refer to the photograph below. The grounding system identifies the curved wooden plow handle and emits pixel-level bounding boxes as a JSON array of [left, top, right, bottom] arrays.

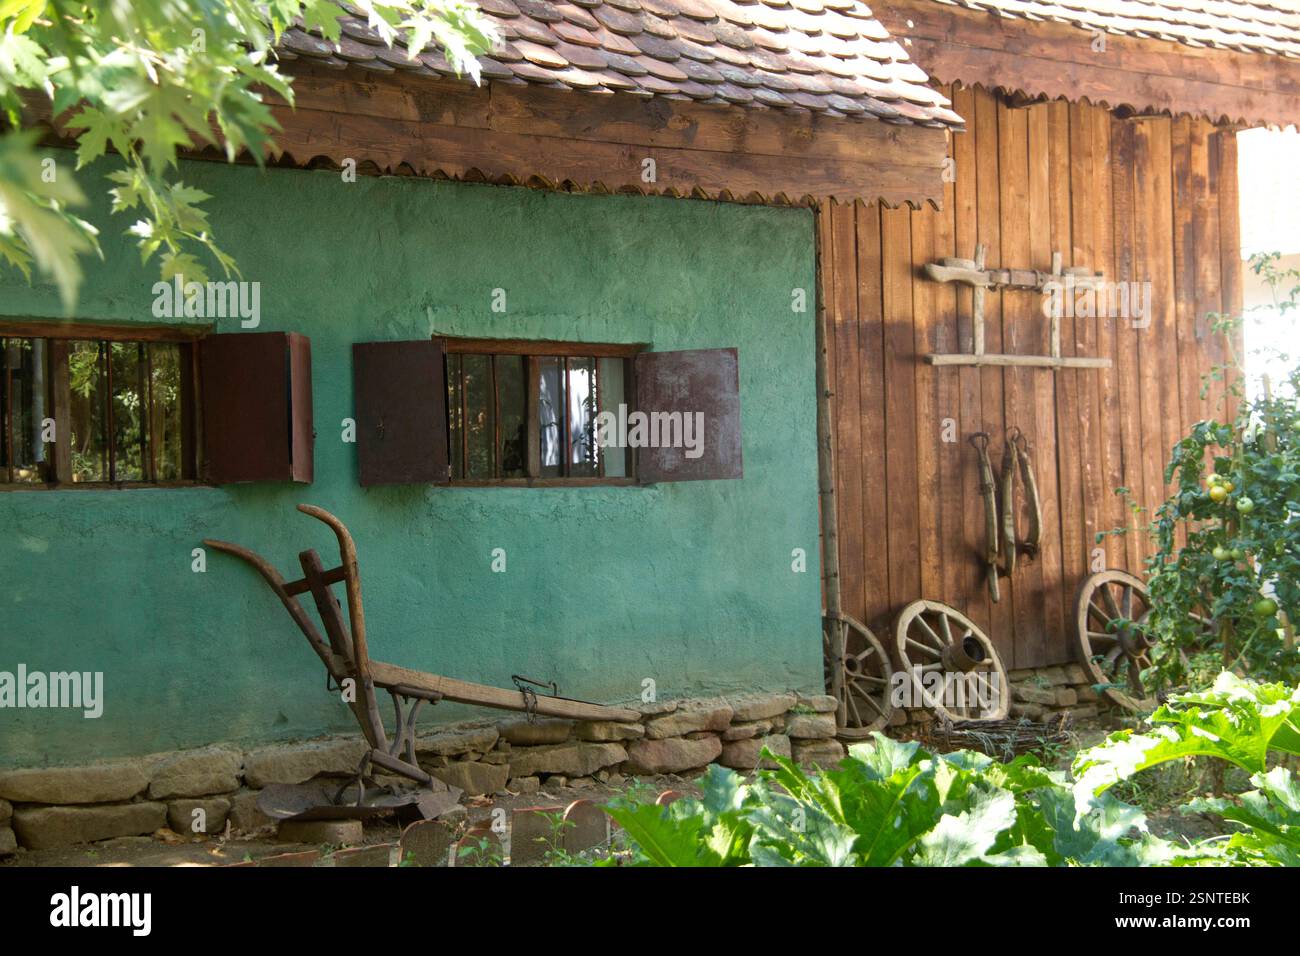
[[296, 504, 372, 687], [202, 537, 336, 673]]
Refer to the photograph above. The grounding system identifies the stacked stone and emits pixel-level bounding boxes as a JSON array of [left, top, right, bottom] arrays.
[[881, 662, 1107, 732], [0, 691, 848, 855], [497, 691, 843, 791], [1007, 663, 1102, 721]]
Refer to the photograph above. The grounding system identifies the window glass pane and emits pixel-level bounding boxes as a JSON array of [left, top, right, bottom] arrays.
[[1, 337, 48, 483], [538, 356, 564, 478], [462, 354, 494, 479], [598, 356, 627, 478], [149, 343, 184, 481], [447, 353, 464, 479], [68, 340, 107, 483], [496, 354, 527, 478], [568, 356, 599, 478], [110, 341, 145, 481]]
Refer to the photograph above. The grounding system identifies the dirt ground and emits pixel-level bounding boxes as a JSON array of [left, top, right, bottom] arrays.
[[1, 774, 701, 868]]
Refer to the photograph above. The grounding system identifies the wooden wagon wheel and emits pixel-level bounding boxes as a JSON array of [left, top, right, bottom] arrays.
[[1074, 569, 1205, 711], [823, 613, 894, 736], [1074, 570, 1159, 711], [893, 601, 1009, 721]]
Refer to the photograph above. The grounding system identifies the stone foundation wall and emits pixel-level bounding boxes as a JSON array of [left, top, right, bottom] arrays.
[[0, 691, 843, 854], [1006, 663, 1106, 722], [885, 662, 1109, 733]]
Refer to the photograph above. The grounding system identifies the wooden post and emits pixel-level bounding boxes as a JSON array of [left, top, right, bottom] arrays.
[[813, 204, 845, 721]]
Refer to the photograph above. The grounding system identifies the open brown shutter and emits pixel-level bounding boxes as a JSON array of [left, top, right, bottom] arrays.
[[353, 339, 449, 487], [634, 347, 742, 483], [198, 331, 313, 483]]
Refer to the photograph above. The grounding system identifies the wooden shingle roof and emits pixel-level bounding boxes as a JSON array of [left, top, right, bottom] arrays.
[[931, 0, 1299, 58], [275, 0, 964, 127], [876, 0, 1300, 126]]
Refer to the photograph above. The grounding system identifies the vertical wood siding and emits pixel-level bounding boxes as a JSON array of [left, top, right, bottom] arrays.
[[820, 87, 1243, 670]]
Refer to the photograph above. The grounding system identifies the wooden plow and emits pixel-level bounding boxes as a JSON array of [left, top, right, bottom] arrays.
[[205, 504, 638, 821]]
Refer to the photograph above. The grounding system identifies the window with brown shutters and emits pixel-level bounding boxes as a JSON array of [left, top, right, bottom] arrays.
[[198, 331, 314, 484], [352, 337, 743, 487], [0, 324, 200, 488], [0, 325, 315, 488], [353, 339, 449, 488]]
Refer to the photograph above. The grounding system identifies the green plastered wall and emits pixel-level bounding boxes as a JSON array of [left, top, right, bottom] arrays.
[[0, 157, 823, 767]]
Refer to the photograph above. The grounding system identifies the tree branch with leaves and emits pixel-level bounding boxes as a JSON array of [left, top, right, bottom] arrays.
[[0, 0, 497, 307]]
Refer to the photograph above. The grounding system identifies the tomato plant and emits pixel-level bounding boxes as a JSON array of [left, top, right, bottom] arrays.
[[1135, 252, 1300, 688]]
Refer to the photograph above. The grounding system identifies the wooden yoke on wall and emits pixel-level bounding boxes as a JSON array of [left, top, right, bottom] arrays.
[[922, 247, 1112, 370]]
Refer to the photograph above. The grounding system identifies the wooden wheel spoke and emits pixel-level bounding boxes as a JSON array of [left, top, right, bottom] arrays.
[[905, 637, 942, 660], [845, 690, 864, 727], [1088, 600, 1112, 627], [855, 689, 886, 717], [1087, 630, 1118, 644], [1122, 585, 1134, 619], [915, 616, 945, 648], [1126, 658, 1146, 694], [1101, 584, 1123, 621], [937, 613, 954, 646]]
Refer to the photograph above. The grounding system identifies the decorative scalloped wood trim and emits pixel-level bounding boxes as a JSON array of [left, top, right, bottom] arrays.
[[258, 68, 951, 208], [19, 65, 951, 208]]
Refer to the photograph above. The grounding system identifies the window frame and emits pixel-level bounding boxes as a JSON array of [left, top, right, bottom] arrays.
[[442, 337, 644, 488], [0, 320, 204, 491]]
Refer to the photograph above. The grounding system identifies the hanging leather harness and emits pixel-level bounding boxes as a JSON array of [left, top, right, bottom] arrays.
[[1012, 428, 1043, 562], [999, 435, 1018, 578], [970, 428, 1043, 603], [970, 432, 1001, 604]]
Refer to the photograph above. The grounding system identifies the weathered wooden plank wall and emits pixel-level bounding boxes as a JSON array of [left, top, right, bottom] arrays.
[[820, 86, 1242, 670]]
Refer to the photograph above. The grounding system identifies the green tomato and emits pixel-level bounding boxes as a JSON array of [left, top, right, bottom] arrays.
[[1212, 545, 1231, 561], [1208, 485, 1229, 502], [1236, 497, 1256, 514], [1207, 473, 1224, 486], [1230, 548, 1244, 560], [1222, 481, 1235, 493], [1254, 598, 1278, 618]]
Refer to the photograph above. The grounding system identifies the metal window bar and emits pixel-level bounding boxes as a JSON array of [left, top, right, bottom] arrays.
[[146, 344, 159, 481], [3, 338, 12, 483], [595, 356, 605, 478], [491, 353, 500, 479], [458, 354, 468, 481], [99, 340, 111, 482], [562, 355, 571, 478], [138, 342, 150, 482]]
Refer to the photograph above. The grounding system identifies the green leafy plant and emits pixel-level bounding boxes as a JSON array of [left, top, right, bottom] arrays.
[[534, 809, 576, 867], [0, 0, 497, 306], [455, 834, 503, 867], [603, 736, 1171, 867], [1073, 672, 1300, 866], [1184, 767, 1300, 866], [601, 675, 1300, 867], [1114, 252, 1300, 692]]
